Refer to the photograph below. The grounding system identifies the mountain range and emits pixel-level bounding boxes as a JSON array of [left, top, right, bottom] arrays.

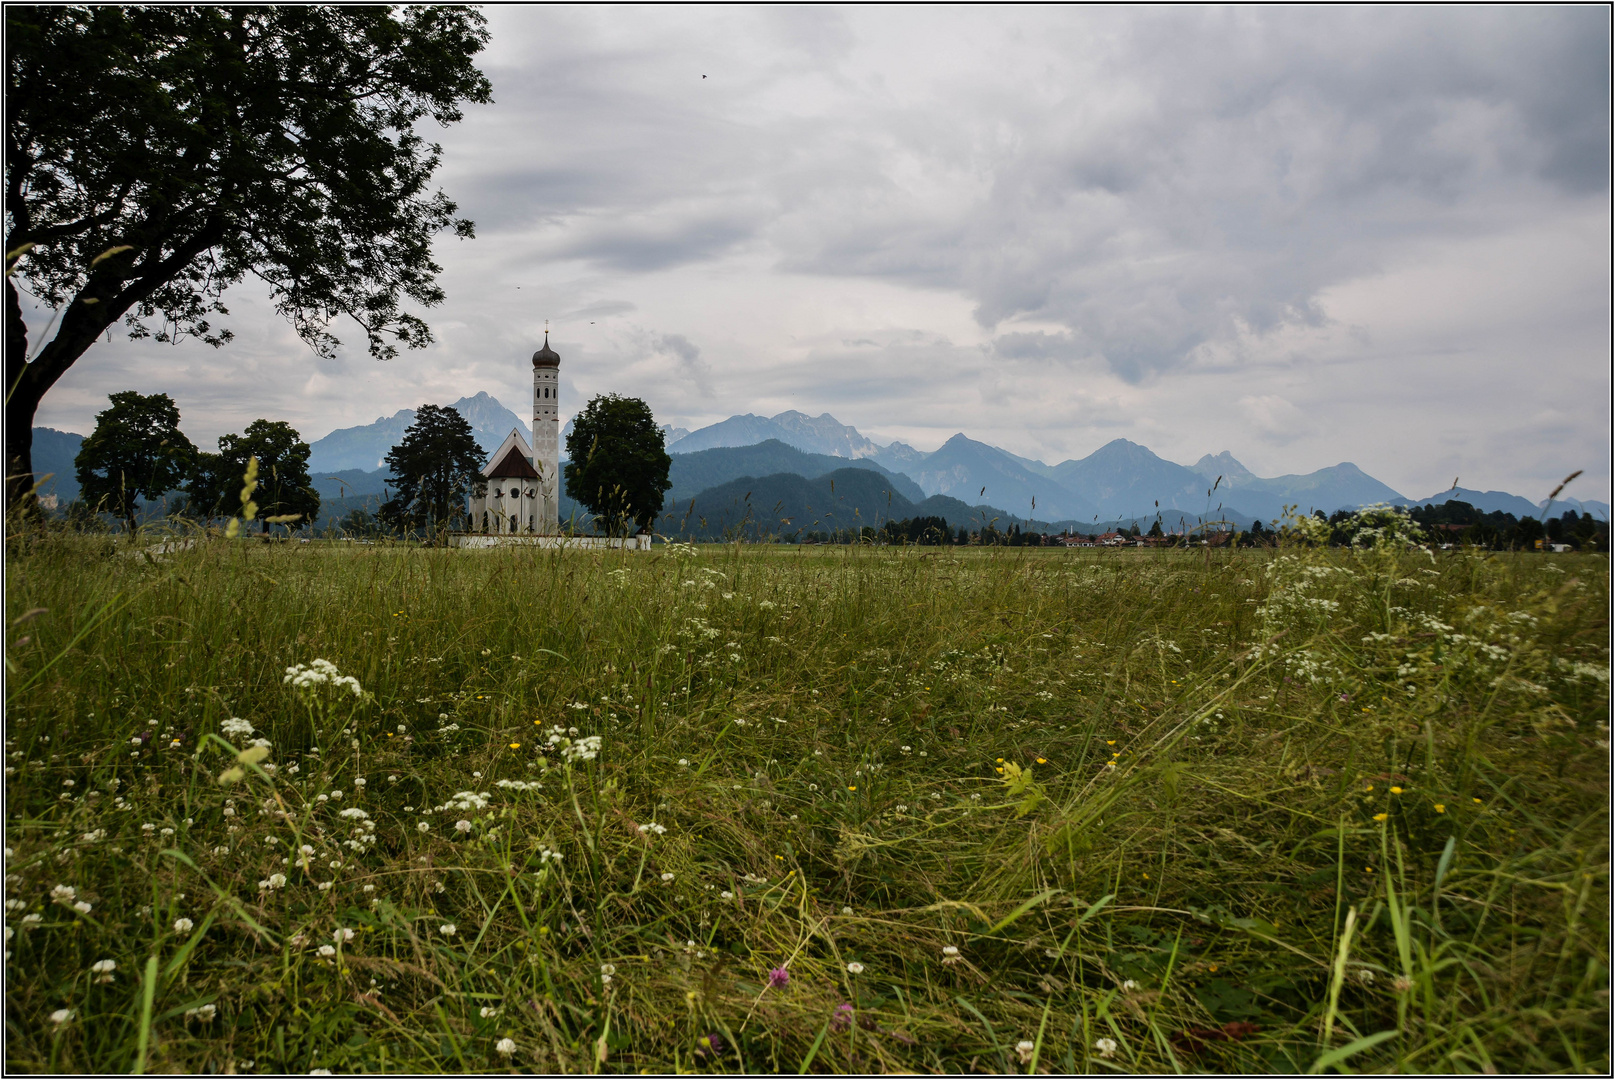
[[27, 395, 1608, 526]]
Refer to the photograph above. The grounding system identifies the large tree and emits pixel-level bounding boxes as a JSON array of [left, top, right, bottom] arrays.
[[564, 394, 672, 536], [378, 404, 484, 536], [74, 390, 197, 535], [5, 5, 491, 513], [190, 419, 319, 531]]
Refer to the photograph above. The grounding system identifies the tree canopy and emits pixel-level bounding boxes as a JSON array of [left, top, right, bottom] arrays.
[[564, 395, 673, 536], [5, 5, 491, 511], [379, 404, 485, 536], [73, 390, 197, 534], [190, 419, 319, 531]]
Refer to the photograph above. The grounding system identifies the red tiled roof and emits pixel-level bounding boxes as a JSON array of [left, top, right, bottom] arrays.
[[487, 445, 539, 479]]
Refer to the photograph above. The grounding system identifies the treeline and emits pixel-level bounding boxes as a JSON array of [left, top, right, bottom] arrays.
[[1370, 501, 1607, 551], [49, 391, 483, 539], [787, 503, 1609, 552], [55, 391, 320, 535]]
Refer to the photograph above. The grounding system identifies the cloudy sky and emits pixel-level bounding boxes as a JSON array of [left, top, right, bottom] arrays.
[[29, 5, 1611, 500]]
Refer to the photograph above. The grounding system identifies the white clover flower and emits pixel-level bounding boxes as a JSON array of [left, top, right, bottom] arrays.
[[454, 820, 472, 834], [318, 944, 336, 957], [417, 822, 431, 833], [1016, 1040, 1036, 1064], [4, 899, 25, 913], [840, 906, 853, 916], [261, 873, 288, 890], [636, 822, 667, 836], [660, 872, 675, 883], [221, 717, 254, 740], [317, 882, 333, 892], [495, 1037, 516, 1057], [439, 923, 457, 937], [50, 884, 76, 903], [90, 958, 117, 981], [184, 1003, 218, 1023], [1094, 1037, 1118, 1059], [72, 900, 92, 914], [720, 890, 734, 900], [338, 808, 370, 820], [560, 735, 602, 764], [846, 962, 865, 974], [480, 1005, 500, 1019], [334, 927, 354, 943], [677, 758, 690, 766], [50, 1008, 73, 1024], [21, 913, 42, 925], [1121, 979, 1139, 991], [538, 848, 562, 864]]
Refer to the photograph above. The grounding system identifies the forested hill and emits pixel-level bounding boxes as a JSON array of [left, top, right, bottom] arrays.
[[666, 440, 923, 505]]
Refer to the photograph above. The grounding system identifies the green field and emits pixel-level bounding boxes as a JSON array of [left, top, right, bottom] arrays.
[[3, 520, 1608, 1073]]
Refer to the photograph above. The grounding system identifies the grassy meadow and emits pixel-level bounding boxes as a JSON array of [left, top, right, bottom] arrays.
[[3, 520, 1609, 1073]]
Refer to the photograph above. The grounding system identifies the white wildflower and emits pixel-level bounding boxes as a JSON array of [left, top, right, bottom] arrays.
[[220, 717, 254, 740]]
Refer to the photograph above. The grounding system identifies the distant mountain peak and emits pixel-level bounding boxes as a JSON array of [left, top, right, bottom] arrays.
[[1193, 451, 1258, 485]]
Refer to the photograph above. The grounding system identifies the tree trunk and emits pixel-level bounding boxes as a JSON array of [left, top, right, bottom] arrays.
[[6, 223, 226, 516]]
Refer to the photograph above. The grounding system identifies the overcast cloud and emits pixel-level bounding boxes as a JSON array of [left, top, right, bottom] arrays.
[[27, 5, 1610, 500]]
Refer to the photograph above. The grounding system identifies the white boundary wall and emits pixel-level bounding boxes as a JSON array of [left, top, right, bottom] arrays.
[[448, 534, 651, 551]]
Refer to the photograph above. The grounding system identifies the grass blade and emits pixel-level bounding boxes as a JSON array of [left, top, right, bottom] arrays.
[[1307, 1029, 1397, 1074], [134, 954, 159, 1074]]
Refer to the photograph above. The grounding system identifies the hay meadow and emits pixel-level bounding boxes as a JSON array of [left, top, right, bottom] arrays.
[[3, 519, 1608, 1073]]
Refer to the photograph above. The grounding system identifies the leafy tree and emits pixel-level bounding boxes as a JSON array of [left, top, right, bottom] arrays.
[[5, 5, 492, 513], [190, 419, 318, 531], [74, 390, 197, 534], [1513, 515, 1545, 549], [339, 507, 385, 538], [564, 395, 672, 536], [379, 405, 484, 537], [1147, 518, 1164, 538]]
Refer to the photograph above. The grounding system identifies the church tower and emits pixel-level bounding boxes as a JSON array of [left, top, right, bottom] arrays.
[[532, 330, 561, 533]]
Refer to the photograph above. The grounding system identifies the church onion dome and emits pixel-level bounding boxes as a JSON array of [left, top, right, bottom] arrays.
[[532, 331, 560, 368]]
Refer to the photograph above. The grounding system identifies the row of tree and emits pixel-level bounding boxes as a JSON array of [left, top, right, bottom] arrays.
[[70, 391, 319, 534], [64, 389, 677, 540]]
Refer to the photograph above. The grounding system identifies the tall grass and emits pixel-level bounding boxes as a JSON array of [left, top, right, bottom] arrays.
[[3, 523, 1607, 1073]]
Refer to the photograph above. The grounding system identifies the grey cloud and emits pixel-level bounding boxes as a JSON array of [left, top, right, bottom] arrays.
[[766, 7, 1607, 382], [564, 299, 637, 320], [554, 210, 760, 272]]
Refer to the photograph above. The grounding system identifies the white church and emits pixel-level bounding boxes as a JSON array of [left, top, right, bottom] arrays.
[[457, 331, 649, 549], [467, 331, 562, 535]]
